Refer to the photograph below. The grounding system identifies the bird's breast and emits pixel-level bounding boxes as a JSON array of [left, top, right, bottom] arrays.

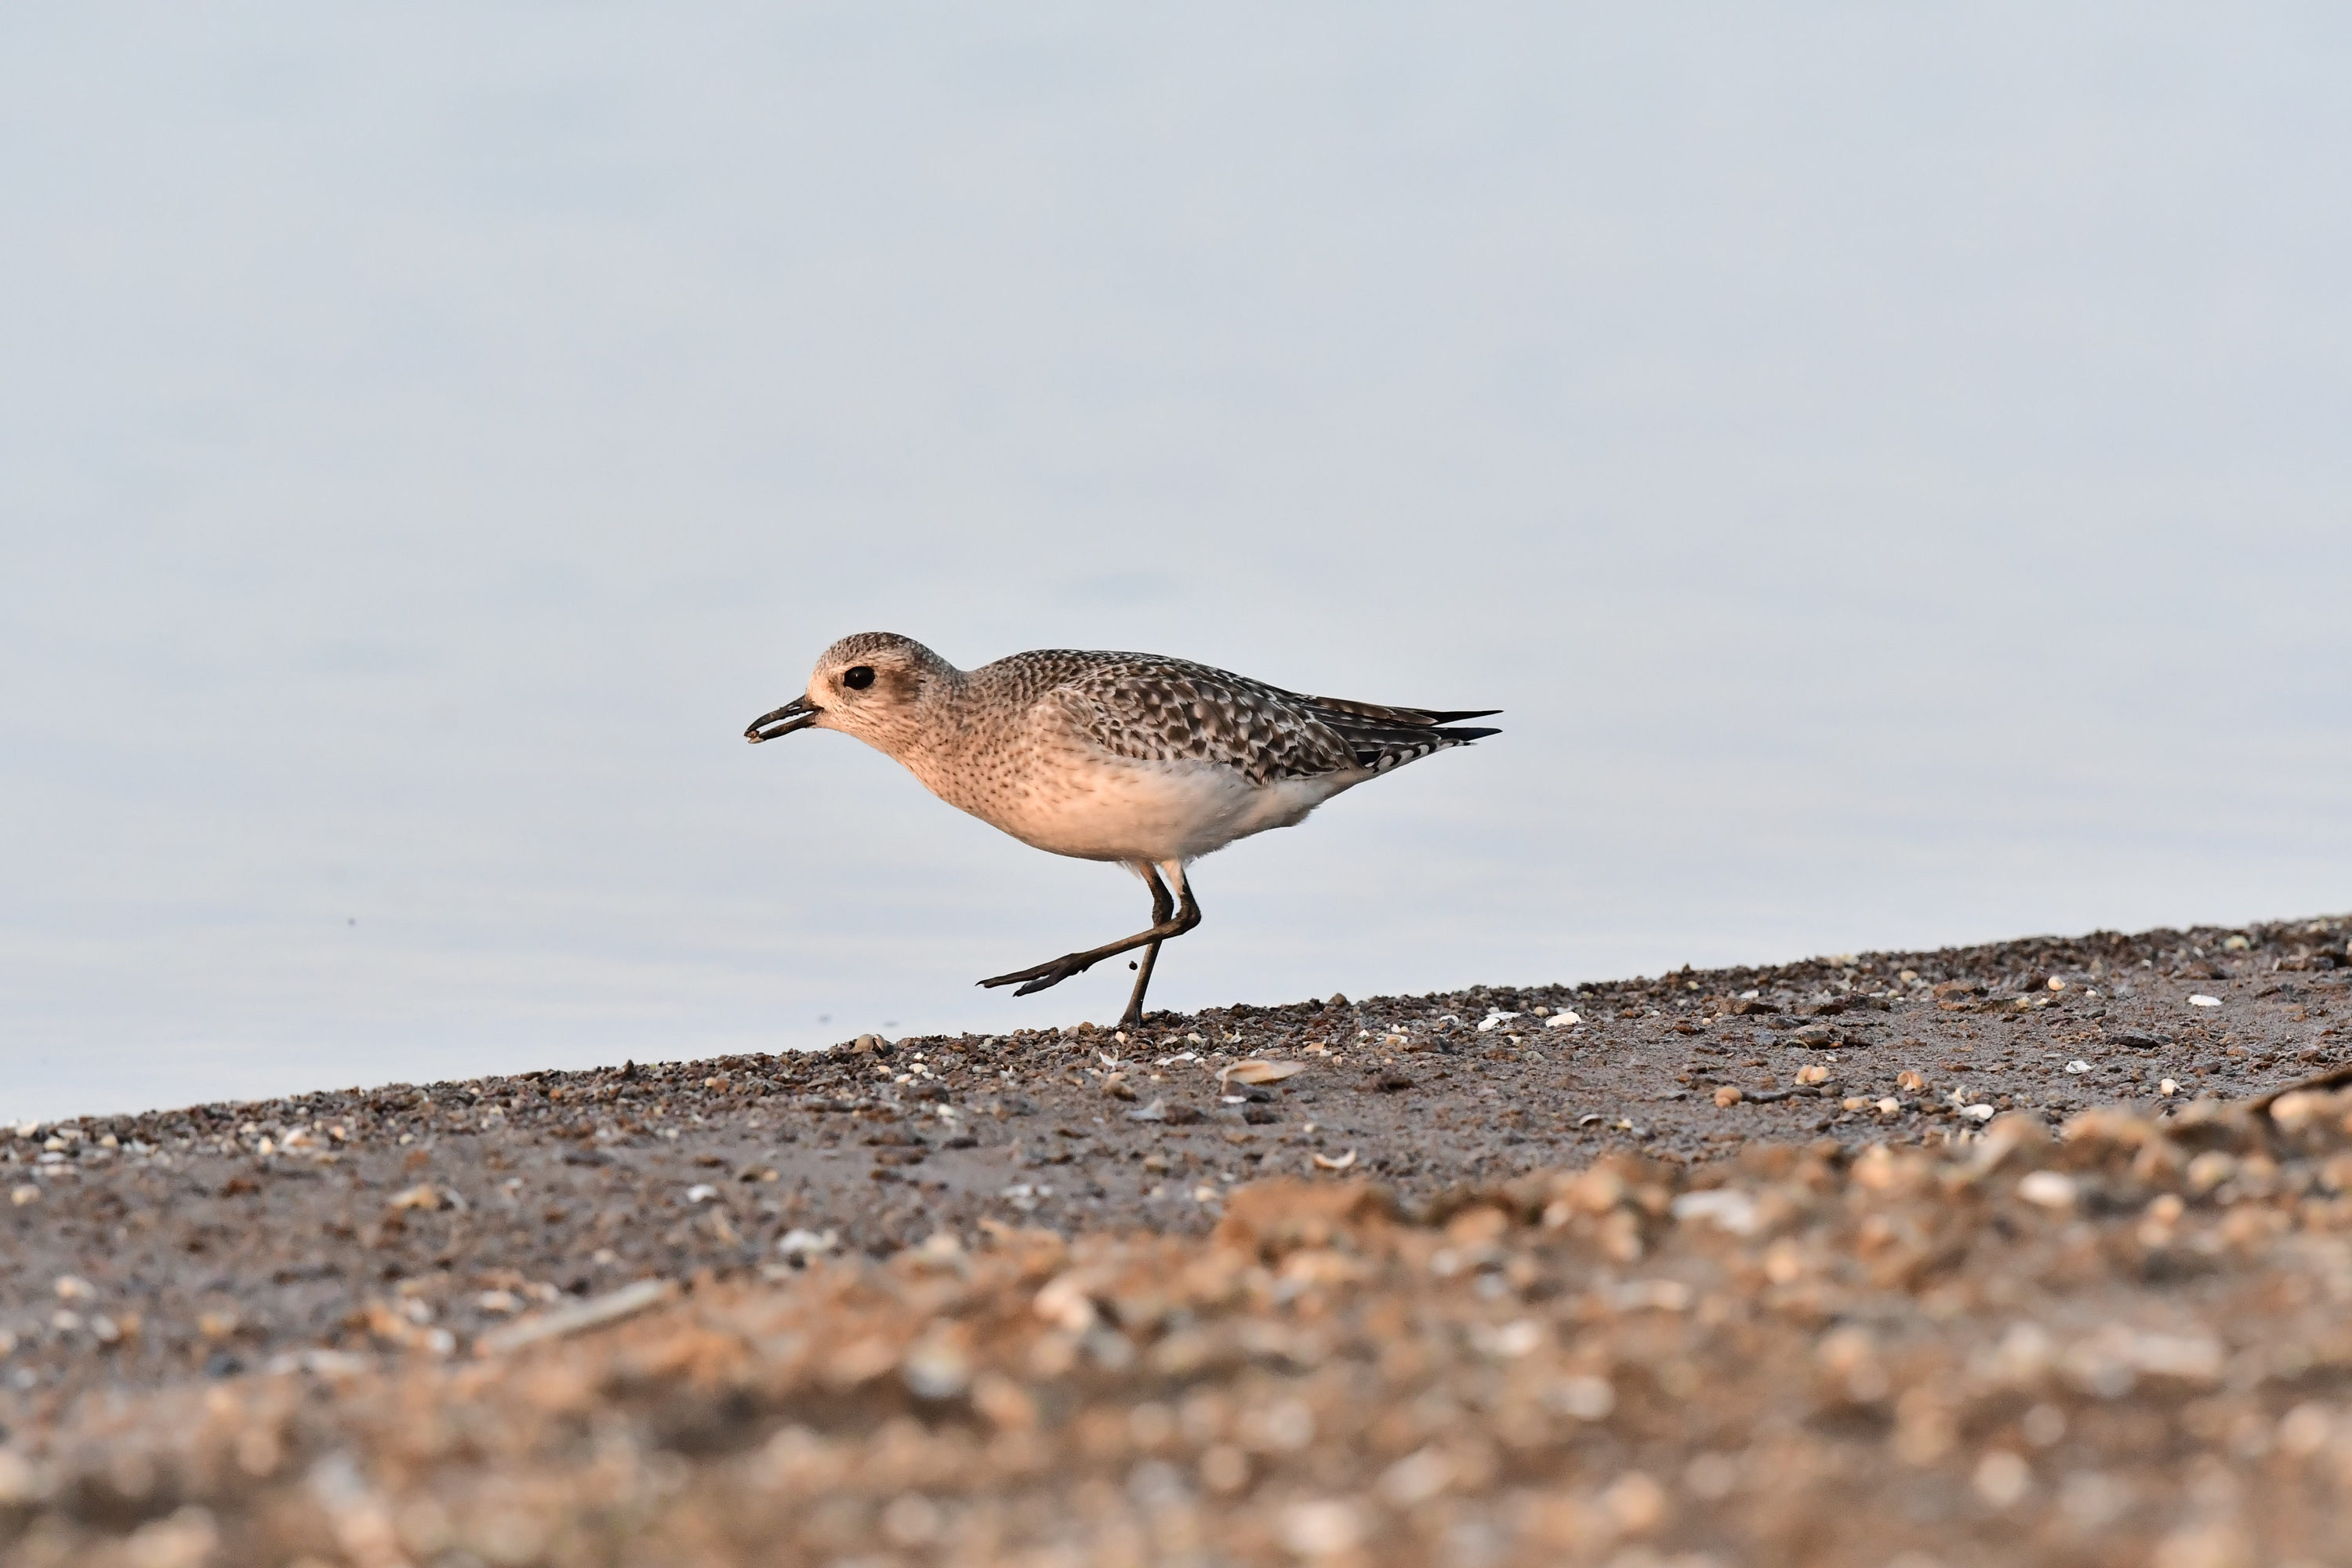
[[902, 732, 1358, 862]]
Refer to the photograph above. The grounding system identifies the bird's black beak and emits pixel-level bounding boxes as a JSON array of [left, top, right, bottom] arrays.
[[745, 695, 823, 743]]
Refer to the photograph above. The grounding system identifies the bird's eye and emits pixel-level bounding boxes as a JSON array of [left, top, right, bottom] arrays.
[[842, 666, 876, 690]]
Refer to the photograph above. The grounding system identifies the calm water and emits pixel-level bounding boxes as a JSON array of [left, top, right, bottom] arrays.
[[5, 6, 2349, 1123]]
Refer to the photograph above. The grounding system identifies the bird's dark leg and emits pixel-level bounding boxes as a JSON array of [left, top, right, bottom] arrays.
[[981, 865, 1200, 1003], [1117, 866, 1178, 1029], [1120, 942, 1163, 1030]]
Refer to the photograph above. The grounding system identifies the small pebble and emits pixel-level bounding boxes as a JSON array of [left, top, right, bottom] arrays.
[[776, 1229, 838, 1258], [1974, 1450, 2033, 1508]]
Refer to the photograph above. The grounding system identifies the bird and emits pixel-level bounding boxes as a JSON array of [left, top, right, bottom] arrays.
[[744, 633, 1499, 1030]]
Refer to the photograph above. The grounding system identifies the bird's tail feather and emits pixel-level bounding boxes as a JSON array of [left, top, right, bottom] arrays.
[[1301, 694, 1501, 729]]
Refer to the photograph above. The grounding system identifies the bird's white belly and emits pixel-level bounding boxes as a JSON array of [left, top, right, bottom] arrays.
[[934, 753, 1359, 863]]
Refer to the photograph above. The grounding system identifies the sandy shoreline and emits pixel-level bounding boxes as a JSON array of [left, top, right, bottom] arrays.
[[2, 913, 2347, 1566]]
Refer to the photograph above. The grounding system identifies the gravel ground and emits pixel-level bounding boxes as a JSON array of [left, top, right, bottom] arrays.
[[2, 913, 2348, 1566]]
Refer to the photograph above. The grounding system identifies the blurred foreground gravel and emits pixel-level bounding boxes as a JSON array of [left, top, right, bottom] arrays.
[[5, 914, 2351, 1567]]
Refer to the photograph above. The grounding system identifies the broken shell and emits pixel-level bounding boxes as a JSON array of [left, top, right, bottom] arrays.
[[1224, 1059, 1305, 1086]]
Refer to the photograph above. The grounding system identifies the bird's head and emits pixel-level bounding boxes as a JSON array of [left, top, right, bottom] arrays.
[[744, 632, 958, 753]]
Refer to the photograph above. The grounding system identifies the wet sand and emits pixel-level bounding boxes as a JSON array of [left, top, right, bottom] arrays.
[[2, 913, 2347, 1566]]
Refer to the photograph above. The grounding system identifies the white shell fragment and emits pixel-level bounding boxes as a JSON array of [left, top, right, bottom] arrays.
[[1476, 1011, 1521, 1033], [1311, 1149, 1358, 1171], [2064, 1060, 2092, 1075], [2188, 995, 2221, 1007], [1544, 1011, 1583, 1029]]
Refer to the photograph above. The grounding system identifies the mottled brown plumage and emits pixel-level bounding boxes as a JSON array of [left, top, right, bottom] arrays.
[[1034, 648, 1496, 785]]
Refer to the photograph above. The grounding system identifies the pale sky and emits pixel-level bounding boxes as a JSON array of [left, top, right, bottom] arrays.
[[4, 5, 2347, 1121]]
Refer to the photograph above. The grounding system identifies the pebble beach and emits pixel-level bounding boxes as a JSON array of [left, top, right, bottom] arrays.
[[4, 913, 2350, 1567]]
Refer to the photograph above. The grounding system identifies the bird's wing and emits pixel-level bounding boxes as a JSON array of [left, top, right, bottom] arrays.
[[1054, 659, 1358, 786], [1053, 655, 1497, 785]]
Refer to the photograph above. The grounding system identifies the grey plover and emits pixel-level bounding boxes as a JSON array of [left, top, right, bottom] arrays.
[[746, 633, 1499, 1029]]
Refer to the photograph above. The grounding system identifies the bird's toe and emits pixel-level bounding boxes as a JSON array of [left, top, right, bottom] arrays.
[[980, 954, 1080, 990]]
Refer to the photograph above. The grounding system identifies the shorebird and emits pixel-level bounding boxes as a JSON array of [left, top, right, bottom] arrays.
[[745, 634, 1499, 1029]]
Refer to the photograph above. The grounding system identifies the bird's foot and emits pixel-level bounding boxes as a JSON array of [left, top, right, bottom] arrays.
[[978, 953, 1095, 995]]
